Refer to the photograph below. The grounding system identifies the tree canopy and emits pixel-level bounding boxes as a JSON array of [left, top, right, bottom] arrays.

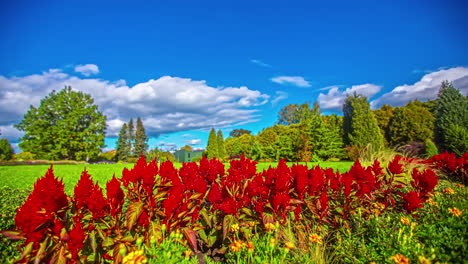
[[206, 128, 219, 159], [15, 86, 106, 160], [134, 117, 149, 156], [229, 129, 251, 138]]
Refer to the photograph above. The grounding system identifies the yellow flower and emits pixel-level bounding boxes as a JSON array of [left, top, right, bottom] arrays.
[[308, 233, 323, 244], [418, 256, 432, 264], [427, 198, 437, 206], [269, 238, 276, 247], [400, 216, 411, 225], [184, 250, 192, 259], [265, 222, 276, 232], [448, 208, 462, 217], [231, 223, 240, 232], [284, 241, 295, 250], [246, 241, 255, 253], [122, 250, 148, 264], [443, 188, 455, 194], [373, 202, 385, 210], [229, 240, 246, 253], [390, 254, 410, 264]]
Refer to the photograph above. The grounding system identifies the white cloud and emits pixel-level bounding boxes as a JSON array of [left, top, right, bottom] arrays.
[[74, 64, 99, 76], [0, 125, 23, 141], [271, 91, 288, 106], [318, 84, 382, 111], [0, 67, 270, 141], [271, 76, 311, 87], [186, 139, 202, 145], [250, 59, 271, 68], [372, 67, 468, 108]]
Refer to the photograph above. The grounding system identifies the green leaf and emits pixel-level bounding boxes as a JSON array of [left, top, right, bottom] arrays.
[[126, 201, 144, 230]]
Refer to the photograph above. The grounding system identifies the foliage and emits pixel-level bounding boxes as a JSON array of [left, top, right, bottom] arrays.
[[13, 152, 36, 161], [229, 129, 251, 138], [116, 123, 131, 161], [0, 138, 14, 161], [276, 102, 318, 125], [1, 153, 449, 263], [398, 141, 425, 157], [15, 86, 106, 161], [146, 148, 176, 163], [180, 145, 193, 152], [343, 94, 384, 151], [305, 110, 343, 161], [424, 139, 439, 158], [97, 150, 116, 162], [217, 130, 227, 159], [134, 117, 149, 156], [128, 118, 135, 152], [434, 81, 468, 155], [206, 128, 219, 159], [373, 104, 395, 145], [388, 101, 435, 147]]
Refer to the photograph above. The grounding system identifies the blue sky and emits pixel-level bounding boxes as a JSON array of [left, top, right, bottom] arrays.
[[1, 0, 467, 152]]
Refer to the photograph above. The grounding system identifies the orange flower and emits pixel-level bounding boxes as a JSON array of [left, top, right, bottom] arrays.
[[229, 240, 246, 253], [246, 241, 255, 253], [284, 241, 295, 250], [400, 217, 411, 225], [427, 198, 437, 206], [308, 233, 323, 244], [390, 254, 410, 264], [448, 208, 462, 217], [443, 188, 455, 194], [373, 202, 385, 210], [122, 250, 147, 264], [265, 222, 276, 232], [455, 184, 465, 188]]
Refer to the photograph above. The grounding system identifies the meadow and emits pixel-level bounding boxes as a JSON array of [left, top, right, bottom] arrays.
[[0, 155, 466, 264]]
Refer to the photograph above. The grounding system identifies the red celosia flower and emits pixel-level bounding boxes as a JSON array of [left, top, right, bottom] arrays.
[[319, 188, 328, 212], [87, 183, 108, 219], [207, 183, 223, 205], [292, 164, 309, 198], [15, 166, 68, 245], [411, 168, 438, 197], [74, 170, 108, 219], [106, 175, 125, 216], [137, 210, 150, 227], [401, 191, 424, 213], [388, 156, 405, 175], [74, 170, 95, 209], [68, 222, 85, 259], [309, 166, 325, 196]]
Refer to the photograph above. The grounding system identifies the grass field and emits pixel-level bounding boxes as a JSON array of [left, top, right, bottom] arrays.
[[0, 161, 353, 194]]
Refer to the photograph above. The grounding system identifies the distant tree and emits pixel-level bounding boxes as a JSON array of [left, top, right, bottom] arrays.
[[229, 129, 251, 138], [206, 128, 219, 159], [217, 130, 227, 159], [343, 94, 384, 151], [388, 101, 434, 146], [237, 134, 256, 157], [250, 141, 263, 161], [434, 81, 468, 156], [0, 139, 14, 161], [256, 126, 280, 159], [128, 118, 135, 156], [277, 102, 317, 125], [147, 148, 175, 162], [134, 117, 149, 156], [181, 145, 193, 152], [15, 86, 106, 160], [115, 123, 131, 161], [373, 104, 395, 145]]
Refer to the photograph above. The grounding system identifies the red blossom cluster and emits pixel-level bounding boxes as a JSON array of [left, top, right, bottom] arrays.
[[5, 154, 449, 263], [428, 152, 468, 184]]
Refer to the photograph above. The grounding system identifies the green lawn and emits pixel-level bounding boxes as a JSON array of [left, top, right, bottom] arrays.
[[0, 161, 353, 194]]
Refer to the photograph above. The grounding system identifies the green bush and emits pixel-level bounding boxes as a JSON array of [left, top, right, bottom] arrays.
[[0, 139, 14, 161], [13, 152, 36, 161], [424, 139, 439, 158]]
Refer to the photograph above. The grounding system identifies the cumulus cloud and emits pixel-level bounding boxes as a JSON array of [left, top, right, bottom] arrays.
[[271, 76, 311, 87], [318, 84, 382, 111], [74, 64, 99, 76], [271, 91, 288, 106], [186, 139, 202, 145], [372, 67, 468, 108], [0, 67, 270, 141], [250, 59, 271, 68]]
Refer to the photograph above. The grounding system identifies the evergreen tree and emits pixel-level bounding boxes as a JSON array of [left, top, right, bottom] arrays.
[[388, 101, 434, 146], [373, 104, 395, 145], [0, 138, 14, 161], [15, 86, 106, 160], [206, 128, 219, 159], [115, 123, 131, 161], [217, 130, 226, 159], [134, 117, 149, 156], [127, 118, 135, 157], [434, 81, 468, 156], [343, 94, 384, 151]]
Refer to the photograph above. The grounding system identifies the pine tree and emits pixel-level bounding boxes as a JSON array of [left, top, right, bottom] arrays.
[[434, 81, 468, 155], [217, 130, 226, 159], [116, 123, 131, 161], [343, 94, 384, 151], [206, 128, 219, 159], [128, 118, 135, 157], [134, 117, 149, 156]]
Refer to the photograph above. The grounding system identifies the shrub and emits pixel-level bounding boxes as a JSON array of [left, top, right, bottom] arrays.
[[13, 152, 36, 161], [424, 139, 439, 158], [0, 139, 14, 161]]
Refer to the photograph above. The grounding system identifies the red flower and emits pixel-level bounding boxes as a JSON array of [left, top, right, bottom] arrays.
[[106, 175, 125, 216], [309, 166, 325, 196], [292, 164, 309, 198], [74, 170, 108, 219], [207, 183, 223, 205], [68, 222, 85, 259], [411, 168, 438, 196], [402, 191, 424, 213], [389, 156, 405, 175]]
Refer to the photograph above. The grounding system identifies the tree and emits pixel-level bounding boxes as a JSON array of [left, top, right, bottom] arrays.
[[277, 102, 317, 125], [434, 81, 468, 156], [343, 94, 384, 151], [115, 123, 131, 161], [257, 126, 280, 160], [15, 86, 106, 160], [134, 117, 149, 156], [388, 101, 434, 146], [128, 118, 135, 156], [229, 129, 251, 138], [373, 104, 395, 145], [217, 130, 227, 159], [206, 128, 219, 159], [181, 145, 193, 152], [0, 138, 14, 161]]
